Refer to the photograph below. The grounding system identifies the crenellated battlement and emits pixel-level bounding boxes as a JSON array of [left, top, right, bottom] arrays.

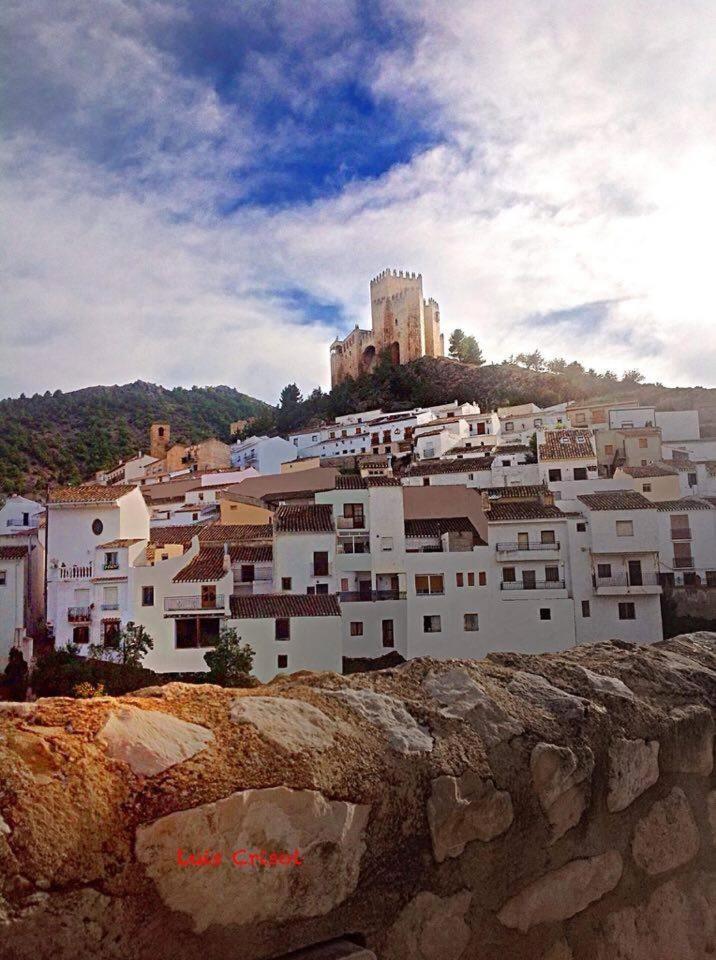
[[331, 269, 443, 386]]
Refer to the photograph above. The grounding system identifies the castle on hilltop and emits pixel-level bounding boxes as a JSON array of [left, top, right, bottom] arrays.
[[330, 269, 444, 386]]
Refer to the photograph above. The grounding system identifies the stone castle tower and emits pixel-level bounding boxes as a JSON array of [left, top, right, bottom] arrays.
[[330, 269, 444, 387]]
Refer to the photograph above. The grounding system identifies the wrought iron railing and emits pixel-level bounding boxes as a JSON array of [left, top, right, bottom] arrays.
[[500, 579, 565, 591], [496, 541, 560, 552], [164, 595, 225, 611], [339, 590, 406, 602]]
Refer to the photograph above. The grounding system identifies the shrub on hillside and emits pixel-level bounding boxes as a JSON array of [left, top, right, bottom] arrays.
[[31, 646, 158, 698]]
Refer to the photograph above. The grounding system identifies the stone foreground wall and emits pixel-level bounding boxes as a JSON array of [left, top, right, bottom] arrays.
[[1, 633, 715, 960]]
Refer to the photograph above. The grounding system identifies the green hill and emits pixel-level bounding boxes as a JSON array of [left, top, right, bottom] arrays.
[[0, 381, 269, 495], [3, 358, 714, 497]]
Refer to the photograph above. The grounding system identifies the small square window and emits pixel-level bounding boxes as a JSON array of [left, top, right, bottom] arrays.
[[315, 583, 329, 595], [464, 613, 479, 632], [616, 520, 634, 537], [548, 469, 562, 482], [618, 602, 636, 620], [581, 600, 591, 617], [423, 615, 441, 633], [456, 572, 464, 587], [576, 522, 587, 532], [502, 567, 516, 583], [281, 577, 292, 591], [275, 618, 290, 641], [597, 563, 612, 578], [642, 483, 652, 493], [539, 608, 551, 620], [573, 467, 587, 481], [478, 571, 487, 586], [141, 586, 154, 607], [638, 438, 648, 448], [545, 565, 560, 582], [350, 621, 363, 636], [0, 571, 6, 586], [277, 654, 288, 669], [541, 530, 556, 544]]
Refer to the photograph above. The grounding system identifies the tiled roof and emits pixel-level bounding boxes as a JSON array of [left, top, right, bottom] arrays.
[[198, 523, 273, 543], [484, 485, 549, 499], [577, 491, 654, 511], [539, 430, 595, 461], [98, 538, 145, 548], [274, 504, 334, 534], [405, 517, 482, 540], [173, 548, 229, 583], [406, 458, 493, 477], [494, 444, 530, 453], [365, 476, 400, 487], [229, 593, 341, 619], [614, 427, 661, 436], [335, 475, 367, 489], [0, 546, 27, 560], [487, 503, 570, 522], [670, 459, 698, 470], [448, 444, 495, 454], [621, 463, 678, 478], [655, 499, 714, 512], [150, 524, 206, 546], [230, 544, 273, 563], [48, 483, 139, 504]]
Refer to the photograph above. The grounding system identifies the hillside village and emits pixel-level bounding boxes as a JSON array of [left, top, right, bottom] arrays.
[[3, 380, 716, 682]]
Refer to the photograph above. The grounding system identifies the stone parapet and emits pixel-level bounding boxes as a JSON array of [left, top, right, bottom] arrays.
[[1, 632, 714, 959]]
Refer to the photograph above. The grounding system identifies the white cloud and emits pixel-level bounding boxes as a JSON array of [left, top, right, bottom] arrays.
[[2, 0, 715, 400]]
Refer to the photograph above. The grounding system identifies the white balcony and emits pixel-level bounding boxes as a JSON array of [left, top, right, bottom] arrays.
[[164, 595, 225, 613], [58, 563, 93, 581]]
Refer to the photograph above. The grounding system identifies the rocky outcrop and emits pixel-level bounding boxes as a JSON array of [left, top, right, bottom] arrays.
[[1, 632, 715, 960]]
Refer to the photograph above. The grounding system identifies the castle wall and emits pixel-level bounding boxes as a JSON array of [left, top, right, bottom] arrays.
[[331, 270, 442, 386]]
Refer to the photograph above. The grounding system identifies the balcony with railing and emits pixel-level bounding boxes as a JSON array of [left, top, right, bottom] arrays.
[[336, 516, 366, 531], [101, 602, 120, 611], [58, 563, 93, 581], [339, 589, 406, 602], [336, 535, 370, 555], [102, 561, 120, 571], [496, 540, 560, 559], [164, 595, 225, 613], [68, 606, 91, 622], [670, 527, 692, 540], [593, 572, 661, 595], [500, 579, 565, 591]]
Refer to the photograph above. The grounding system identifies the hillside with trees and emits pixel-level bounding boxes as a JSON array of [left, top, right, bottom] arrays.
[[3, 342, 715, 496], [0, 381, 268, 495], [243, 347, 716, 441]]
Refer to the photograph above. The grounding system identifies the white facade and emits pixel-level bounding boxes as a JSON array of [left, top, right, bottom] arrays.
[[655, 410, 700, 442], [0, 495, 42, 532], [230, 435, 298, 474], [0, 549, 28, 666], [655, 501, 716, 586]]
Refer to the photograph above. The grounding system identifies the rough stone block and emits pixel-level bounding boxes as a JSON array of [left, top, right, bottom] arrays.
[[97, 705, 214, 776], [230, 696, 350, 753], [498, 851, 623, 932], [659, 706, 714, 776], [427, 770, 513, 862], [531, 742, 593, 839], [631, 787, 700, 875], [607, 738, 659, 813], [383, 890, 472, 960], [324, 688, 433, 754], [136, 787, 370, 932]]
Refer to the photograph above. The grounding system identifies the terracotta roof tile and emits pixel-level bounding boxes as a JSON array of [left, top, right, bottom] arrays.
[[335, 475, 367, 490], [406, 458, 493, 477], [198, 523, 273, 543], [229, 593, 340, 619], [621, 463, 678, 478], [274, 504, 334, 534], [150, 524, 207, 546], [539, 429, 596, 461], [0, 546, 27, 560], [48, 484, 139, 504], [484, 485, 549, 499], [577, 491, 654, 511], [365, 477, 400, 487], [405, 517, 483, 542], [98, 538, 145, 548], [655, 499, 714, 511], [487, 503, 571, 521], [173, 548, 229, 583], [230, 544, 273, 563]]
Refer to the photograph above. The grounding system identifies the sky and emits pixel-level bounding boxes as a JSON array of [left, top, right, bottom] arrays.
[[2, 0, 716, 402]]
